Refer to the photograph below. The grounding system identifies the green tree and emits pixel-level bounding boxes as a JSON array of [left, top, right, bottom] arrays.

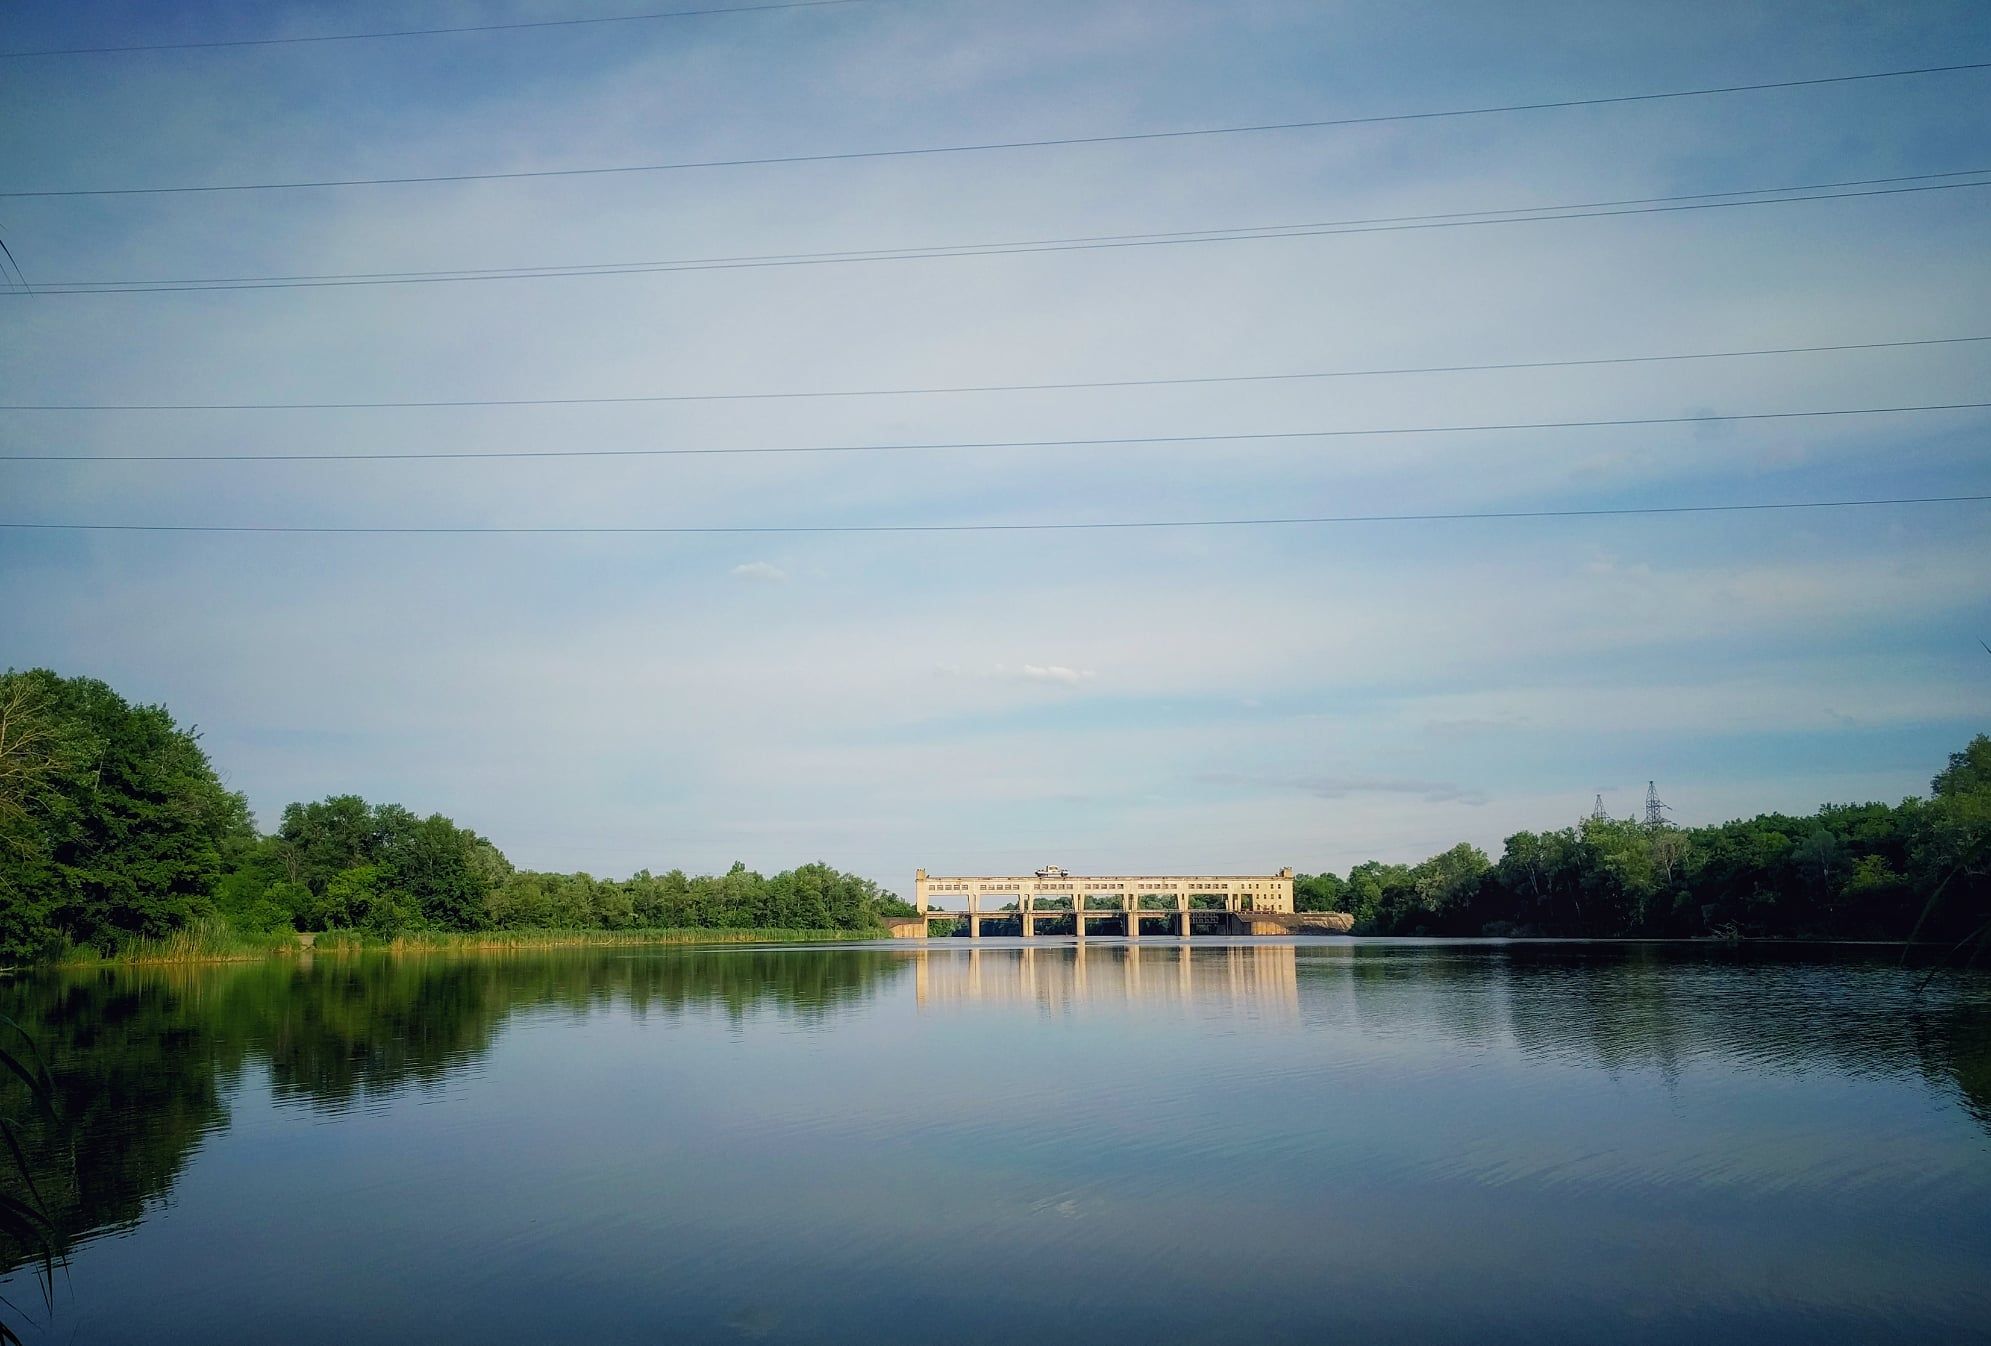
[[1408, 842, 1491, 930], [0, 670, 248, 957], [1906, 734, 1991, 955], [380, 811, 490, 931], [318, 864, 415, 937], [1294, 870, 1349, 912], [1343, 860, 1413, 932]]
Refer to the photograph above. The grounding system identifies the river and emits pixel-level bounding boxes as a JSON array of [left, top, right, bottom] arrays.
[[2, 939, 1987, 1343]]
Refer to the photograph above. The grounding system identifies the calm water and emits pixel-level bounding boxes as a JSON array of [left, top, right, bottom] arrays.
[[3, 939, 1988, 1344]]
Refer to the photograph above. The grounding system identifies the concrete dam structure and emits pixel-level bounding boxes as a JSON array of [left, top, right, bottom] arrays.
[[894, 866, 1335, 938]]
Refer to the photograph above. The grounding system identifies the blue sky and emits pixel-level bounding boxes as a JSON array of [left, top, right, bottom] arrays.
[[1, 0, 1987, 889]]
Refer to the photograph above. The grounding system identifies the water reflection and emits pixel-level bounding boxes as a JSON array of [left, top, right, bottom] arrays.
[[0, 941, 1986, 1344], [0, 947, 914, 1270], [911, 942, 1299, 1016]]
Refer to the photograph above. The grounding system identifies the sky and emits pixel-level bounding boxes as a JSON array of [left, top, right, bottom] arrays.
[[1, 0, 1987, 892]]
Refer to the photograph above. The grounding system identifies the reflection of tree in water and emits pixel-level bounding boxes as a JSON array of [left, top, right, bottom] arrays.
[[0, 948, 911, 1273], [0, 971, 233, 1270], [1306, 942, 1991, 1128], [5, 944, 1984, 1285], [1917, 1004, 1991, 1129]]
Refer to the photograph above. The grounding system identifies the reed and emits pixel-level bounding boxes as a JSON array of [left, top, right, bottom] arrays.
[[329, 927, 883, 954], [35, 921, 886, 968], [51, 918, 300, 967]]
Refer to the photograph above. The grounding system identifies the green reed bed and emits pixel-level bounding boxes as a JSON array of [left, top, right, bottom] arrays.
[[33, 922, 886, 968], [305, 927, 884, 954], [47, 917, 302, 967]]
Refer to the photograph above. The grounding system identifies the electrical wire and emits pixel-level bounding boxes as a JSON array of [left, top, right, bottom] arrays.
[[14, 170, 1985, 296], [7, 401, 1983, 463], [8, 334, 1979, 412], [3, 496, 1984, 535], [5, 60, 1985, 199]]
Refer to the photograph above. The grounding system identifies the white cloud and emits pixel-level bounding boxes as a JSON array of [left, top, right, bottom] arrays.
[[729, 561, 788, 583], [933, 663, 1099, 687], [1012, 664, 1097, 687]]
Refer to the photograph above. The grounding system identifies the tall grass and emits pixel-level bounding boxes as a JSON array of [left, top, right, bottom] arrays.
[[37, 921, 887, 967], [313, 927, 884, 954], [48, 918, 300, 967]]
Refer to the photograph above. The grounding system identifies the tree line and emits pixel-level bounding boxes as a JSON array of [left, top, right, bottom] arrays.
[[1293, 738, 1989, 945], [0, 670, 910, 960], [1, 667, 1985, 958]]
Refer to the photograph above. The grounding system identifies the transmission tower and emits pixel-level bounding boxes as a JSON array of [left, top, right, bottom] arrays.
[[1590, 794, 1609, 821], [1644, 781, 1671, 828]]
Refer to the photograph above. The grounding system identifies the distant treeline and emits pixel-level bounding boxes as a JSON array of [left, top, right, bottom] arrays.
[[0, 669, 910, 961], [1, 668, 1985, 959], [1294, 740, 1990, 943]]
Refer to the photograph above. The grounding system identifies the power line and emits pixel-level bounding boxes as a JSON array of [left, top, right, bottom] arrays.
[[0, 1, 873, 58], [5, 60, 1985, 200], [9, 334, 1981, 413], [7, 401, 1984, 463], [3, 495, 1984, 535], [14, 169, 1985, 296]]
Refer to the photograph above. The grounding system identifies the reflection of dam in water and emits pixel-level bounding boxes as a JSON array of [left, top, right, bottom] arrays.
[[911, 942, 1299, 1016]]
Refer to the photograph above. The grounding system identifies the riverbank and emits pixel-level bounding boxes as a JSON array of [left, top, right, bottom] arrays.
[[39, 922, 890, 968]]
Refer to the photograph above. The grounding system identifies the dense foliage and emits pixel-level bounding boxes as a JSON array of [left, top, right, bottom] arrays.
[[0, 670, 907, 958], [0, 670, 251, 960], [1298, 735, 1991, 945]]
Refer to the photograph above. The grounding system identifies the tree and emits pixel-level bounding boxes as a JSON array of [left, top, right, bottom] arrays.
[[1577, 818, 1661, 932], [1343, 861, 1413, 932], [1493, 829, 1579, 932], [0, 670, 248, 957], [1409, 843, 1491, 930], [1907, 734, 1991, 955], [1793, 828, 1847, 895], [380, 812, 489, 931], [248, 796, 505, 933], [1294, 870, 1349, 912], [1932, 735, 1991, 799], [0, 674, 69, 853], [319, 865, 412, 937]]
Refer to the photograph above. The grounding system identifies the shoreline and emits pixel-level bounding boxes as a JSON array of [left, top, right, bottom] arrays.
[[16, 927, 1947, 972], [32, 926, 887, 970]]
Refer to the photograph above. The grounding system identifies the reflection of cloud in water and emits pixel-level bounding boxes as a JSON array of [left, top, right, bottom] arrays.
[[910, 942, 1299, 1017]]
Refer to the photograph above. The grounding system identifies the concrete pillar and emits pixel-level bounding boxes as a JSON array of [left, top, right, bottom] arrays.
[[1020, 904, 1034, 938], [1126, 901, 1140, 938], [1075, 902, 1087, 941], [970, 914, 982, 938]]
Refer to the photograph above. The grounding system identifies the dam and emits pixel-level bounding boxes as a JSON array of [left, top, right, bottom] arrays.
[[897, 865, 1309, 938]]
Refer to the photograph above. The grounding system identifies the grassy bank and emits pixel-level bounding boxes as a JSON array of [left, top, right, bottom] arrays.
[[42, 920, 889, 967], [309, 927, 885, 954]]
